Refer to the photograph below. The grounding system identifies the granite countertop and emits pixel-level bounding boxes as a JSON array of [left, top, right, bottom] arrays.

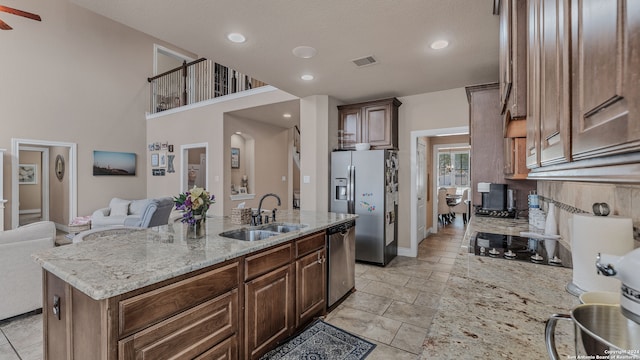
[[33, 210, 356, 301], [422, 216, 580, 359]]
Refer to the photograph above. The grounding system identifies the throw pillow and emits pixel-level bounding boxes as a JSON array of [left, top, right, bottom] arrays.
[[109, 199, 130, 217]]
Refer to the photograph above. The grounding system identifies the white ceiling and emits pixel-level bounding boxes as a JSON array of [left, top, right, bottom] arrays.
[[70, 0, 499, 102]]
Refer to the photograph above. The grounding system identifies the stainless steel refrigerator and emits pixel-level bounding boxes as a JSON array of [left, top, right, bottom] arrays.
[[330, 149, 398, 266]]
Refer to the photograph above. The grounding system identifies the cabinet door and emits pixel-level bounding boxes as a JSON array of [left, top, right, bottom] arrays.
[[339, 108, 360, 149], [501, 0, 528, 118], [571, 0, 640, 160], [499, 0, 513, 113], [296, 249, 326, 327], [539, 0, 570, 165], [526, 0, 541, 169], [244, 264, 294, 360], [362, 103, 392, 148]]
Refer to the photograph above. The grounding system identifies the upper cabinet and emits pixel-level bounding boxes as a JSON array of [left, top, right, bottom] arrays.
[[499, 0, 528, 119], [526, 0, 571, 168], [524, 0, 640, 182], [570, 0, 640, 161], [338, 98, 401, 150]]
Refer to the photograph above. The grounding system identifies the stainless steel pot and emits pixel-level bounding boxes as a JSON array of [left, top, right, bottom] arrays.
[[546, 304, 640, 360]]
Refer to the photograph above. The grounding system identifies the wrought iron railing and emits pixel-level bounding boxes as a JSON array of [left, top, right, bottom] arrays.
[[147, 58, 268, 114]]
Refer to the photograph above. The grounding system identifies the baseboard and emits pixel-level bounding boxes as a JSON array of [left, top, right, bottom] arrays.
[[397, 247, 417, 257]]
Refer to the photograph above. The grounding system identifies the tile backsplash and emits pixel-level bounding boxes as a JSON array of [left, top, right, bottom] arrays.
[[537, 180, 640, 250]]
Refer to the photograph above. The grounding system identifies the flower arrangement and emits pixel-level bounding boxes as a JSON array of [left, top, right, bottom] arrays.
[[174, 186, 215, 224]]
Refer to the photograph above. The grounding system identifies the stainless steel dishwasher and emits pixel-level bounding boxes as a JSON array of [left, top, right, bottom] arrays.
[[327, 220, 356, 308]]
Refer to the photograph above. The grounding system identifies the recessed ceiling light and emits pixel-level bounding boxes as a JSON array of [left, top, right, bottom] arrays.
[[300, 74, 314, 81], [283, 113, 292, 118], [292, 46, 318, 59], [227, 33, 246, 43], [430, 40, 449, 50]]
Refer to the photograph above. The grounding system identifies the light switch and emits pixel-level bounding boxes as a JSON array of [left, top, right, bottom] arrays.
[[282, 176, 286, 182], [214, 176, 220, 182], [303, 176, 311, 184]]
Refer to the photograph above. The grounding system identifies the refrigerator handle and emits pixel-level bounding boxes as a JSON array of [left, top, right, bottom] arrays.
[[348, 165, 355, 214]]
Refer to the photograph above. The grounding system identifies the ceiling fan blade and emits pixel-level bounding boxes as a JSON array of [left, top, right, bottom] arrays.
[[0, 6, 41, 21], [0, 18, 12, 30]]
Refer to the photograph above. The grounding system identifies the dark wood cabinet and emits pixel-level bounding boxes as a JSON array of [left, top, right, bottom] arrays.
[[294, 232, 326, 328], [499, 0, 528, 119], [526, 0, 571, 167], [504, 119, 528, 179], [570, 0, 640, 160], [43, 231, 330, 360], [243, 243, 293, 360], [467, 83, 536, 208], [119, 290, 238, 359], [244, 264, 294, 360], [338, 98, 401, 149], [525, 0, 640, 182]]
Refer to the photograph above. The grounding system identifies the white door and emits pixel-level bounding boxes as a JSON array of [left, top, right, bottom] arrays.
[[416, 138, 427, 242]]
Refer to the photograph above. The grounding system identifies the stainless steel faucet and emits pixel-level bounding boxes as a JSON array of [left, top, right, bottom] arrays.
[[256, 193, 281, 225]]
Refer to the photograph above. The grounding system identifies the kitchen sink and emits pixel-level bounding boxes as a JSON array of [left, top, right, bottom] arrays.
[[218, 229, 280, 241], [258, 223, 308, 233], [218, 223, 307, 241]]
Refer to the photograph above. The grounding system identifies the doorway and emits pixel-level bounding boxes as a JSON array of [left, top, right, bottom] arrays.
[[181, 143, 208, 192], [17, 147, 49, 226], [11, 139, 77, 230], [407, 126, 468, 257]]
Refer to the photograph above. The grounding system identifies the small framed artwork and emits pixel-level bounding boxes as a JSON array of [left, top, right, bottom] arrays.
[[231, 147, 240, 169], [151, 153, 159, 167], [238, 187, 247, 194], [161, 142, 168, 150], [18, 164, 37, 184], [159, 152, 167, 168], [168, 144, 174, 153], [148, 143, 154, 151]]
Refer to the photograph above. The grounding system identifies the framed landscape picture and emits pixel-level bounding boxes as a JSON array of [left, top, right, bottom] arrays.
[[93, 151, 136, 176], [18, 164, 37, 184]]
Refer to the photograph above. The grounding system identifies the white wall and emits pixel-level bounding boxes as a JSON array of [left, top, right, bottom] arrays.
[[300, 95, 331, 212], [397, 87, 469, 250], [146, 87, 298, 215], [0, 0, 196, 228], [224, 115, 291, 213]]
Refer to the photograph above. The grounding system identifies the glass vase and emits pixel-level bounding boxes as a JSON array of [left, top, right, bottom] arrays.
[[187, 218, 205, 239]]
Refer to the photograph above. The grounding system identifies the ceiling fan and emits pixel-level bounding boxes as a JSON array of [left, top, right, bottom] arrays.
[[0, 5, 41, 30]]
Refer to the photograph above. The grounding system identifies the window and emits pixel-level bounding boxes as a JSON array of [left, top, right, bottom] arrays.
[[438, 149, 470, 187]]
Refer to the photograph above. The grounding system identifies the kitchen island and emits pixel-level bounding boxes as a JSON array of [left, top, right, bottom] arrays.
[[421, 216, 579, 359], [33, 210, 356, 360]]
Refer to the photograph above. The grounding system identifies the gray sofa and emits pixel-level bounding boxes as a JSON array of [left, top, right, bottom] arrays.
[[0, 221, 56, 320], [91, 197, 174, 229]]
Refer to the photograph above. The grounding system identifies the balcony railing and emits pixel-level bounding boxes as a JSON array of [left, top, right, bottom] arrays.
[[147, 58, 268, 114]]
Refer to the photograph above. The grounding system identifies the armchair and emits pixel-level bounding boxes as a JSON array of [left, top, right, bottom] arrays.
[[0, 221, 56, 320], [92, 197, 174, 229]]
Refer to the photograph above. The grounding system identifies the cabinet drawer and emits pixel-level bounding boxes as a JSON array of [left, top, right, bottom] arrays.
[[194, 334, 238, 360], [244, 243, 292, 281], [295, 232, 325, 258], [119, 262, 239, 337], [119, 290, 238, 360]]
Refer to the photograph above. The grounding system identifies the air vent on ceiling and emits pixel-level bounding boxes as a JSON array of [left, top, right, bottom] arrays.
[[352, 55, 377, 67]]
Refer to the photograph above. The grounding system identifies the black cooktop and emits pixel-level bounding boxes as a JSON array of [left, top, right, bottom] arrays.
[[473, 232, 568, 267]]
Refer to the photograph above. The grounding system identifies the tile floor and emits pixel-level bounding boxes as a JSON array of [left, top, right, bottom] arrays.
[[325, 217, 465, 359], [0, 218, 466, 359]]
